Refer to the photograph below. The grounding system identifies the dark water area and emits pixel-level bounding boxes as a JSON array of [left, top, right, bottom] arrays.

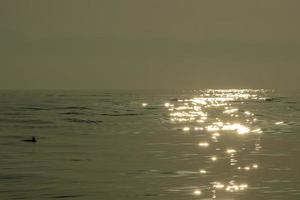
[[0, 89, 299, 200]]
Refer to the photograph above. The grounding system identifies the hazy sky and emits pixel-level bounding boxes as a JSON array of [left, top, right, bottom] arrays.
[[1, 0, 299, 90]]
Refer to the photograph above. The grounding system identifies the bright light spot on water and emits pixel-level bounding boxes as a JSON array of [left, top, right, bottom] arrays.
[[206, 125, 220, 132], [230, 158, 238, 165], [191, 98, 207, 105], [239, 184, 248, 190], [244, 111, 251, 115], [142, 103, 148, 107], [223, 108, 238, 114], [211, 156, 217, 161], [194, 127, 204, 131], [193, 189, 202, 195], [182, 127, 190, 132], [198, 142, 209, 147], [244, 166, 251, 171], [175, 106, 189, 110], [213, 121, 224, 127], [171, 111, 182, 117], [213, 182, 225, 189], [212, 132, 220, 137], [226, 184, 248, 192], [252, 128, 263, 133], [226, 149, 237, 154], [205, 122, 251, 135], [275, 121, 284, 125], [164, 89, 263, 197], [252, 164, 258, 169], [225, 186, 241, 192], [222, 123, 250, 134], [201, 116, 208, 120]]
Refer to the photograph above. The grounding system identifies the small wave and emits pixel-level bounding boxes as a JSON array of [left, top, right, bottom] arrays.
[[53, 195, 82, 199], [60, 111, 86, 115], [0, 112, 32, 116], [286, 101, 297, 104], [57, 106, 90, 110], [264, 97, 281, 102], [170, 98, 179, 102], [263, 179, 291, 183], [70, 158, 90, 162], [0, 135, 24, 139], [143, 170, 198, 177], [0, 118, 54, 124], [100, 113, 142, 116], [20, 119, 55, 124], [144, 193, 158, 197], [63, 118, 102, 124], [144, 107, 158, 110], [20, 106, 49, 111], [16, 125, 57, 129], [0, 174, 30, 180]]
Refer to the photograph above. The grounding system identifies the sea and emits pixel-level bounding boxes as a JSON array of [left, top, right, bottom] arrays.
[[0, 89, 299, 200]]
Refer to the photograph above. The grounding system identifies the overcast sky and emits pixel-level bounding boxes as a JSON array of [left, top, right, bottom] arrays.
[[1, 0, 299, 90]]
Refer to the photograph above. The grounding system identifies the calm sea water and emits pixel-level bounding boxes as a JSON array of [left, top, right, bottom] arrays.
[[0, 89, 299, 200]]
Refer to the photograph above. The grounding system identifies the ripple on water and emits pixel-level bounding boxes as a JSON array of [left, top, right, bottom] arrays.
[[62, 118, 102, 124], [0, 89, 299, 200]]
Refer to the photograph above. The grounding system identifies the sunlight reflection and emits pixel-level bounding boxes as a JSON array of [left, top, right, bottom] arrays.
[[222, 123, 250, 134], [226, 149, 237, 154], [193, 189, 202, 195], [182, 127, 190, 132], [198, 142, 209, 147], [252, 164, 259, 169], [252, 128, 263, 133], [223, 108, 238, 114], [226, 184, 248, 192], [194, 127, 204, 131], [211, 156, 217, 161], [213, 182, 225, 189], [164, 89, 268, 199], [206, 125, 220, 132], [212, 133, 220, 137], [164, 102, 171, 107]]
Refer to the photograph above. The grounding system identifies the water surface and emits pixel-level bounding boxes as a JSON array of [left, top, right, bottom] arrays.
[[0, 89, 299, 200]]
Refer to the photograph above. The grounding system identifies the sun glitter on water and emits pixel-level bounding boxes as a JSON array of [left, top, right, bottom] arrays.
[[164, 89, 269, 198]]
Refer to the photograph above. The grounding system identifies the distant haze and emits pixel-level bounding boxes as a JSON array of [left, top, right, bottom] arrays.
[[1, 0, 299, 90]]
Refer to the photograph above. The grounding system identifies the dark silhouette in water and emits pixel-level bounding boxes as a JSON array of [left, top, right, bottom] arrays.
[[23, 136, 36, 143]]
